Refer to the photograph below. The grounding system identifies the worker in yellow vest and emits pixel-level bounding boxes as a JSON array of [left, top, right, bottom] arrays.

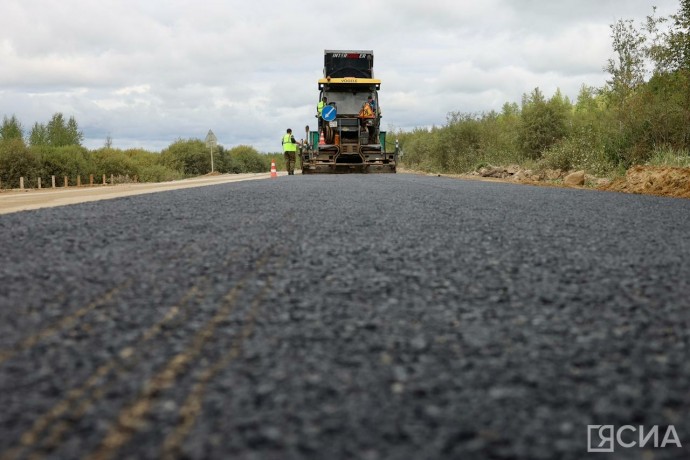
[[317, 97, 327, 129], [317, 97, 327, 117], [282, 128, 298, 175]]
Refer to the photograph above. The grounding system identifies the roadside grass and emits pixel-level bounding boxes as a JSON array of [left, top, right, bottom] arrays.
[[402, 145, 690, 181], [645, 146, 690, 168]]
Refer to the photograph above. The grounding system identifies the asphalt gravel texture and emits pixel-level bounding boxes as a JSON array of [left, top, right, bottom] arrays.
[[0, 173, 688, 460]]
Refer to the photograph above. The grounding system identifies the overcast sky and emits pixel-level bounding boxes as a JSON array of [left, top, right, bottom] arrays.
[[0, 0, 680, 153]]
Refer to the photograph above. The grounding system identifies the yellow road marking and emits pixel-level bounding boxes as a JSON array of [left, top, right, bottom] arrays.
[[0, 286, 202, 460], [85, 282, 248, 460], [161, 279, 272, 459], [85, 251, 276, 460], [0, 284, 128, 366], [1, 245, 279, 460]]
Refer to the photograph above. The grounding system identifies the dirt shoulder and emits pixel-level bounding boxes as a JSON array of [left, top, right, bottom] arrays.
[[400, 165, 690, 200], [599, 166, 690, 199], [0, 172, 276, 215]]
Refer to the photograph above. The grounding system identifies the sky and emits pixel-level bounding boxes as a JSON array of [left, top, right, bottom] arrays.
[[0, 0, 681, 153]]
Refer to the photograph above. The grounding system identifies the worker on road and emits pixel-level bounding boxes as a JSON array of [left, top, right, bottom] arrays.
[[282, 128, 298, 176]]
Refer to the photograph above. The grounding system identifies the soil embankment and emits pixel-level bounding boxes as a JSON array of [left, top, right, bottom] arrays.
[[599, 165, 690, 199], [406, 165, 690, 199]]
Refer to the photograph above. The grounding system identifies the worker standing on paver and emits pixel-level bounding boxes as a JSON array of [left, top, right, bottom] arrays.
[[282, 128, 298, 176], [317, 97, 327, 130], [317, 97, 327, 117]]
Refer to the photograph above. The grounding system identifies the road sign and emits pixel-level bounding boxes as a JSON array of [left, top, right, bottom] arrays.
[[321, 105, 337, 122], [205, 129, 217, 148], [205, 130, 217, 173]]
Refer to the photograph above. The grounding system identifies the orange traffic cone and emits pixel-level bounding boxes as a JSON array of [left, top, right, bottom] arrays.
[[319, 131, 326, 145], [270, 160, 277, 178]]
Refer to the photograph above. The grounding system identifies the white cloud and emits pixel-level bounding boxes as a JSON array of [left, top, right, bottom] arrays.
[[114, 85, 151, 96], [0, 0, 682, 152]]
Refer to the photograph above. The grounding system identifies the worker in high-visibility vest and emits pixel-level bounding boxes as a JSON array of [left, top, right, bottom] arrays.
[[317, 97, 327, 117], [317, 97, 327, 129], [359, 101, 374, 118], [282, 128, 298, 175], [359, 101, 376, 145], [367, 95, 377, 114]]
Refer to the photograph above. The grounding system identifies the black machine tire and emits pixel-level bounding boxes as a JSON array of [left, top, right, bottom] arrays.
[[324, 124, 335, 144]]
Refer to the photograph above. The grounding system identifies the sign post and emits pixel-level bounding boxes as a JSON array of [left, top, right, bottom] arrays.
[[205, 129, 218, 173]]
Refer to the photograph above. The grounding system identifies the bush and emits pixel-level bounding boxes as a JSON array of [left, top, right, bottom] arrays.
[[89, 148, 183, 183], [398, 127, 442, 172], [265, 153, 286, 171], [159, 139, 210, 176], [39, 145, 94, 180], [138, 164, 184, 182], [91, 148, 138, 178], [540, 126, 613, 175], [518, 89, 570, 160], [438, 113, 482, 173], [0, 138, 40, 188], [227, 145, 271, 173], [477, 111, 523, 166], [214, 147, 247, 174], [124, 148, 160, 168]]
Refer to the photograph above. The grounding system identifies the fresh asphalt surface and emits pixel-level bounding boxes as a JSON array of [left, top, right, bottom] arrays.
[[0, 174, 688, 460]]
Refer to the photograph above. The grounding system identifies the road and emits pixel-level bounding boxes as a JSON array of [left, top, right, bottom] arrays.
[[0, 174, 688, 459], [0, 173, 274, 215]]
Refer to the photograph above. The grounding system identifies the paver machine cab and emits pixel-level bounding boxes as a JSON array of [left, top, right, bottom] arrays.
[[301, 50, 397, 174]]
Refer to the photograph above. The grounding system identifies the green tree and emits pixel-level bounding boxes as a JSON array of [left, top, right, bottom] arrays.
[[605, 18, 648, 101], [646, 0, 690, 148], [501, 102, 520, 118], [0, 115, 24, 141], [601, 17, 652, 165], [574, 85, 599, 113], [490, 103, 522, 164], [647, 1, 690, 73], [46, 113, 84, 147], [548, 88, 573, 117], [518, 88, 568, 159], [29, 122, 49, 146]]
